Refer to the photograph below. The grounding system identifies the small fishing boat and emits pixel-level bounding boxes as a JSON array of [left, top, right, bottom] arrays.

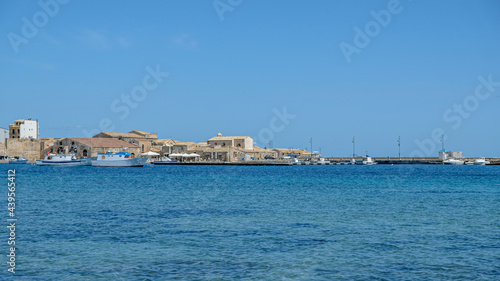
[[9, 157, 28, 164], [36, 154, 92, 166], [356, 155, 377, 165], [473, 157, 490, 166], [443, 158, 464, 165], [152, 156, 178, 165], [92, 152, 147, 167]]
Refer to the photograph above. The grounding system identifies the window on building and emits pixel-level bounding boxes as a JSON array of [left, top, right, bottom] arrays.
[[60, 142, 62, 145], [83, 150, 88, 157], [72, 142, 75, 145]]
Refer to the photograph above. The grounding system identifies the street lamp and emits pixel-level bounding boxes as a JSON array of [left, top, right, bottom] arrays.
[[398, 136, 401, 159]]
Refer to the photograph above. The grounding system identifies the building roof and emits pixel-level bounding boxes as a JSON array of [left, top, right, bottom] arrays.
[[208, 136, 252, 141], [251, 146, 276, 152], [153, 139, 177, 145], [172, 141, 195, 146], [94, 132, 144, 138], [128, 130, 157, 137], [67, 138, 139, 148]]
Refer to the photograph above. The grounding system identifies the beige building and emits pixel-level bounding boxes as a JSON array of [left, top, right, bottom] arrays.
[[45, 138, 141, 158], [207, 133, 253, 149], [93, 130, 158, 153]]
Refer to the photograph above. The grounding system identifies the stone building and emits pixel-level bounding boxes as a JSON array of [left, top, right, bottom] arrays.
[[93, 130, 158, 153], [45, 138, 141, 158], [170, 142, 196, 154], [207, 133, 253, 149]]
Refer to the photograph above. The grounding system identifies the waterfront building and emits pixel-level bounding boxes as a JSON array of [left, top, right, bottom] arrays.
[[45, 138, 141, 158], [9, 118, 39, 139], [93, 130, 158, 153], [207, 133, 254, 150]]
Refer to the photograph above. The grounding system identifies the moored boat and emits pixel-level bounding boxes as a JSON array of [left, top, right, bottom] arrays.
[[36, 154, 92, 166], [152, 156, 178, 165], [9, 157, 28, 164], [473, 157, 490, 165], [356, 155, 377, 165], [443, 158, 465, 165], [92, 152, 147, 167]]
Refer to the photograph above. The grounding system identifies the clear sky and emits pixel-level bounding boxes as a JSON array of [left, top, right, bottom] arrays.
[[1, 0, 499, 157]]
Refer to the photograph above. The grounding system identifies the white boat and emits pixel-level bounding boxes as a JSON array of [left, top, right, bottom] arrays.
[[9, 157, 28, 164], [318, 157, 329, 164], [443, 158, 464, 165], [356, 156, 377, 165], [152, 156, 178, 165], [36, 154, 92, 166], [474, 157, 490, 165], [92, 152, 147, 167]]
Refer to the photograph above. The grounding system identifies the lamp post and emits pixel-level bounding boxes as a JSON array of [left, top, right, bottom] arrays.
[[398, 136, 401, 159], [309, 137, 313, 160], [352, 137, 355, 158]]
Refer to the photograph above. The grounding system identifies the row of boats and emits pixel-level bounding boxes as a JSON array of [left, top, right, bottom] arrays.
[[8, 152, 178, 167], [7, 153, 491, 167], [443, 157, 490, 165]]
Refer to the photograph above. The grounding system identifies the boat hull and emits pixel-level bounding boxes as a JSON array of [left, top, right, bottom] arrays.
[[9, 160, 28, 164], [36, 158, 92, 166], [92, 157, 148, 167], [444, 160, 464, 165]]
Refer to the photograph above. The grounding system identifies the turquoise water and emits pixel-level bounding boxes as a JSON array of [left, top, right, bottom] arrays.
[[1, 164, 499, 280]]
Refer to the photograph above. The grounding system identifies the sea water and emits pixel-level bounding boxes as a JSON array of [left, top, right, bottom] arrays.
[[1, 164, 499, 280]]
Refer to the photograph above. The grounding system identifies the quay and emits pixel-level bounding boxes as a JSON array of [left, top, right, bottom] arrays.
[[154, 161, 293, 166]]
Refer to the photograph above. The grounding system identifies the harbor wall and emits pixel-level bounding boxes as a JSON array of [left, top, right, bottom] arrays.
[[0, 138, 57, 159]]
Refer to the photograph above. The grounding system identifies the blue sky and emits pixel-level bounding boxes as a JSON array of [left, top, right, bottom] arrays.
[[1, 0, 499, 157]]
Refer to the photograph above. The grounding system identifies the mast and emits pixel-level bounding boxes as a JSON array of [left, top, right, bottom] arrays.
[[352, 136, 355, 158], [309, 137, 313, 160], [398, 136, 401, 159]]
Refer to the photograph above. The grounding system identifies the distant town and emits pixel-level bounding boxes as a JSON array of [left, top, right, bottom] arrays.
[[1, 118, 498, 165]]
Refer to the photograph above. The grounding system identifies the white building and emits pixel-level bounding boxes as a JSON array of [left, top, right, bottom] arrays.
[[0, 127, 8, 143], [439, 149, 463, 160], [9, 118, 39, 139]]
